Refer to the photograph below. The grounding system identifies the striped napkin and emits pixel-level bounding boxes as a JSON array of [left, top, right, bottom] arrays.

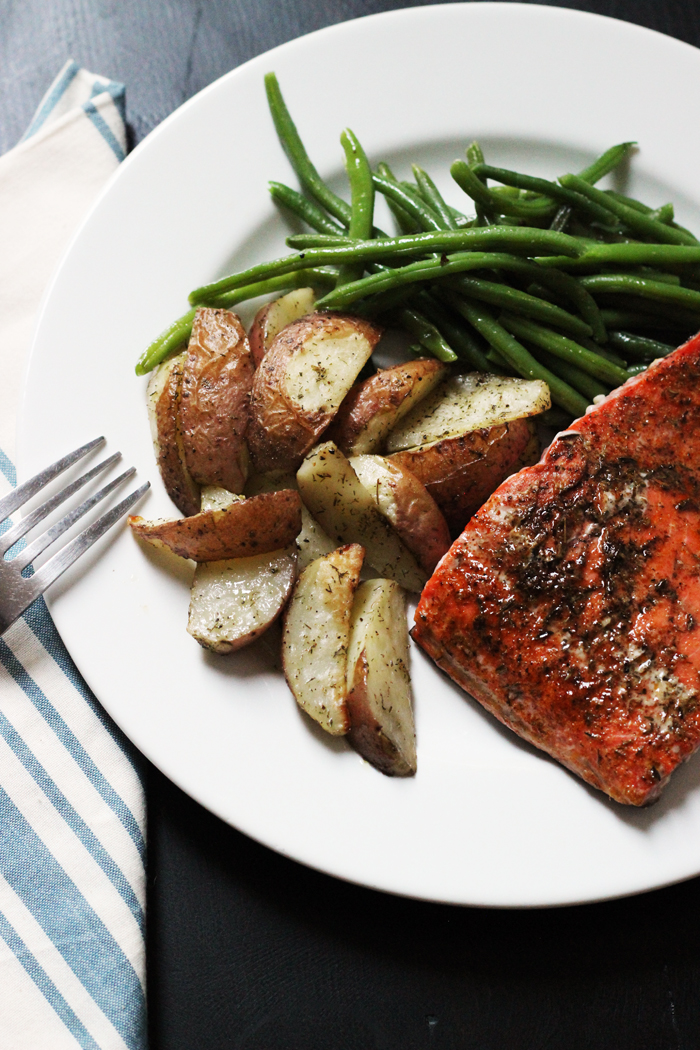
[[0, 62, 147, 1050]]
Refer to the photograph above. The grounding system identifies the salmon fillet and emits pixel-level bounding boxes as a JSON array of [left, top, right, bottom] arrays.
[[412, 332, 700, 805]]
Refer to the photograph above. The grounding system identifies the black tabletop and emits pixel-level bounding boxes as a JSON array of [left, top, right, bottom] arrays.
[[4, 2, 700, 1048]]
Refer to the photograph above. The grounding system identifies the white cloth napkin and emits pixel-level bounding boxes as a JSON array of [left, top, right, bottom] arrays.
[[0, 61, 147, 1050]]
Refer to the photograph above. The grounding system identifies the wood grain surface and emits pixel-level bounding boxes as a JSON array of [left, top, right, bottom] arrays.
[[3, 2, 700, 1047]]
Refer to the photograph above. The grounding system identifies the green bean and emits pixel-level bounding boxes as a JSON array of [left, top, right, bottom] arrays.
[[650, 203, 674, 224], [454, 299, 589, 416], [466, 141, 485, 167], [575, 336, 628, 368], [269, 182, 344, 235], [577, 142, 636, 184], [135, 308, 196, 376], [400, 180, 445, 224], [375, 163, 423, 233], [264, 72, 351, 225], [452, 160, 556, 221], [379, 165, 444, 228], [541, 405, 575, 428], [446, 277, 593, 339], [579, 273, 700, 312], [417, 292, 494, 371], [336, 129, 374, 287], [604, 189, 653, 214], [627, 363, 649, 375], [449, 206, 473, 228], [537, 349, 610, 401], [516, 266, 607, 343], [559, 173, 698, 245], [597, 297, 700, 331], [550, 205, 572, 233], [201, 268, 336, 309], [315, 251, 573, 310], [559, 242, 700, 270], [599, 308, 677, 331], [372, 173, 444, 233], [412, 165, 458, 230], [498, 314, 630, 385], [607, 330, 677, 361], [634, 268, 680, 286], [189, 227, 585, 304], [471, 164, 618, 225], [397, 307, 458, 363], [606, 190, 696, 239]]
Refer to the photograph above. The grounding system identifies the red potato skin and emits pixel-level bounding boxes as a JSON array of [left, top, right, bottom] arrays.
[[378, 461, 451, 576], [347, 649, 415, 777], [129, 490, 302, 561], [412, 333, 700, 806], [247, 312, 382, 474], [180, 308, 254, 494], [154, 356, 200, 516], [327, 358, 448, 455], [390, 417, 539, 537], [248, 302, 273, 368]]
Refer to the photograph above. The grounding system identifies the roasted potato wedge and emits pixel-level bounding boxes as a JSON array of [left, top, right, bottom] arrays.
[[384, 372, 550, 454], [129, 489, 302, 561], [349, 454, 451, 575], [282, 544, 365, 735], [180, 307, 254, 494], [146, 351, 201, 516], [390, 417, 540, 536], [328, 358, 448, 455], [346, 578, 416, 777], [188, 545, 297, 653], [244, 471, 336, 570], [248, 287, 316, 367], [248, 312, 382, 473], [297, 442, 427, 593]]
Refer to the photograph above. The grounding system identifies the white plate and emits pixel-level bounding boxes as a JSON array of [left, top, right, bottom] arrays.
[[18, 3, 700, 907]]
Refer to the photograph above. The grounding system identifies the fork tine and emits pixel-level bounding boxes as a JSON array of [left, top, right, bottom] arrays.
[[1, 452, 121, 555], [22, 481, 150, 606], [0, 437, 105, 523], [13, 466, 136, 570]]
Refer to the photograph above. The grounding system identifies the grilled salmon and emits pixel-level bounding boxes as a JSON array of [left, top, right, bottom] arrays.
[[413, 333, 700, 805]]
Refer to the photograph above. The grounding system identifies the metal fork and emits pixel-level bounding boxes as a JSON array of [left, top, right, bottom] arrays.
[[0, 437, 149, 634]]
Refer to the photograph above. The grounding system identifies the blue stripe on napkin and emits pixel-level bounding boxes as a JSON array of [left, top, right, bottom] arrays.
[[0, 911, 102, 1050], [0, 788, 146, 1049], [0, 61, 146, 1049]]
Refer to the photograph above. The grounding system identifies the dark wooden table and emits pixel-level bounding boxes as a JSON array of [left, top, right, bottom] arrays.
[[4, 2, 700, 1047]]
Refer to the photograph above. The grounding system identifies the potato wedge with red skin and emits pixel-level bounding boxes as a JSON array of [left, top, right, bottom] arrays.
[[346, 578, 416, 777], [390, 417, 540, 537], [146, 352, 200, 516], [248, 312, 382, 474], [349, 454, 451, 575], [129, 489, 302, 561], [327, 358, 448, 456], [244, 470, 337, 570], [297, 442, 427, 593], [187, 545, 297, 653], [180, 307, 254, 494], [282, 544, 365, 735], [248, 287, 316, 367], [385, 372, 549, 454]]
